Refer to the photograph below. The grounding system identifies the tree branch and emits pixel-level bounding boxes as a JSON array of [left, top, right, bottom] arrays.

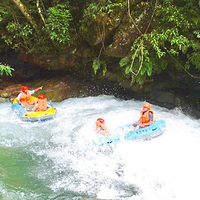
[[11, 0, 38, 33], [127, 0, 143, 36], [163, 46, 200, 79], [37, 0, 46, 26]]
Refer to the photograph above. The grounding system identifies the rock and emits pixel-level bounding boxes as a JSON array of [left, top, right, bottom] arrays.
[[0, 84, 22, 100], [0, 75, 91, 103], [0, 92, 9, 98], [0, 97, 9, 103]]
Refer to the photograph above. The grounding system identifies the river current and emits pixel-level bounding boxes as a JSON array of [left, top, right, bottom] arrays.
[[0, 95, 200, 200]]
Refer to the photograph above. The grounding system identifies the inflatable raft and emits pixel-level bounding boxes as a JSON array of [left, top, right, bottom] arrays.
[[92, 134, 121, 147], [93, 120, 165, 146], [11, 96, 56, 122], [124, 119, 165, 141]]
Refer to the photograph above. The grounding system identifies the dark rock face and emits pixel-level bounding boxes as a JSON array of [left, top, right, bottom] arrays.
[[1, 50, 200, 118], [1, 68, 200, 119], [0, 75, 89, 103]]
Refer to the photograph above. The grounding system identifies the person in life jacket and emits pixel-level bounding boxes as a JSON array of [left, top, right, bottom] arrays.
[[17, 85, 43, 107], [139, 102, 155, 127], [132, 102, 155, 128], [95, 118, 110, 136], [32, 94, 50, 112]]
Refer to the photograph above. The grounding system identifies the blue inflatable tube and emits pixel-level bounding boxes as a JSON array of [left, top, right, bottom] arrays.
[[93, 120, 166, 146], [124, 119, 166, 141]]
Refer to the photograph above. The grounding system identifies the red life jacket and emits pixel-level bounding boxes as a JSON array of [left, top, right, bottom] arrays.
[[19, 91, 32, 103], [140, 110, 154, 126], [35, 99, 47, 111]]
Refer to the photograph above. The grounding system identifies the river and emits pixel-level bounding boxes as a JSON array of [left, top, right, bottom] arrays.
[[0, 95, 200, 200]]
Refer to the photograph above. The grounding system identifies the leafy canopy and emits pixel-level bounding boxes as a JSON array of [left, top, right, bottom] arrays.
[[118, 0, 200, 84], [0, 64, 14, 76], [0, 0, 200, 84]]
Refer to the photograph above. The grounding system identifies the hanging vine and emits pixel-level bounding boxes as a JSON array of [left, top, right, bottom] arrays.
[[120, 0, 200, 85]]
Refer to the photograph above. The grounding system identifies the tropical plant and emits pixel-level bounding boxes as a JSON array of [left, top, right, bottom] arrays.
[[81, 0, 125, 75], [0, 0, 74, 55], [119, 0, 200, 84], [0, 64, 14, 76], [0, 0, 200, 85], [45, 4, 72, 44]]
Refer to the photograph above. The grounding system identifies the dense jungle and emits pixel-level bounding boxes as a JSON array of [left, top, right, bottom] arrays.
[[0, 0, 200, 117], [1, 1, 200, 199]]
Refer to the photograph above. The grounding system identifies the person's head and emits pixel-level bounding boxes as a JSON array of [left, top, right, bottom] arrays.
[[37, 94, 45, 100], [21, 85, 28, 93], [143, 102, 151, 110], [96, 118, 105, 124]]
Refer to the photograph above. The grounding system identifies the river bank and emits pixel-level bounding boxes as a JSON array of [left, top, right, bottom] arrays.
[[1, 49, 200, 118], [1, 63, 200, 119]]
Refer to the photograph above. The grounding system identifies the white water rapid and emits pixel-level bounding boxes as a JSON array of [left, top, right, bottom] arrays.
[[0, 95, 200, 200]]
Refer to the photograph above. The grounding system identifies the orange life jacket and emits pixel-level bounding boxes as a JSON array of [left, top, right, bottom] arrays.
[[140, 110, 154, 126], [19, 91, 32, 103], [35, 98, 47, 111], [96, 122, 102, 130]]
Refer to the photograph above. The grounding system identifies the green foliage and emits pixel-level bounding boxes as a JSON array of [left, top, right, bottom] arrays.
[[83, 1, 125, 77], [6, 22, 33, 37], [156, 0, 191, 29], [92, 58, 100, 75], [45, 4, 72, 44], [0, 7, 8, 22], [0, 0, 200, 85], [122, 40, 154, 84], [0, 63, 14, 76], [119, 0, 200, 84], [119, 56, 131, 68], [83, 0, 123, 18], [194, 30, 200, 38], [92, 58, 107, 76], [2, 22, 33, 51], [0, 2, 75, 55], [81, 0, 124, 28], [186, 40, 200, 70]]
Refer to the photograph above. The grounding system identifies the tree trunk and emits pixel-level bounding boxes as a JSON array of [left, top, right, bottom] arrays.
[[11, 0, 38, 33], [36, 0, 46, 26]]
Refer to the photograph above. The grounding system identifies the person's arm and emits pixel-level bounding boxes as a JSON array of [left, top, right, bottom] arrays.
[[16, 93, 22, 103], [132, 120, 140, 127], [28, 86, 43, 95], [29, 90, 35, 95], [95, 122, 110, 136], [32, 103, 38, 111], [100, 124, 110, 136], [34, 86, 43, 93]]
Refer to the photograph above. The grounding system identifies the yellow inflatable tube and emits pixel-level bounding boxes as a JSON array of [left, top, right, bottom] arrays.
[[12, 96, 56, 122]]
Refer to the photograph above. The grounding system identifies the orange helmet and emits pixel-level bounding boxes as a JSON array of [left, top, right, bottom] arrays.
[[38, 94, 45, 99], [97, 118, 105, 124], [143, 102, 151, 110], [21, 85, 28, 92]]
